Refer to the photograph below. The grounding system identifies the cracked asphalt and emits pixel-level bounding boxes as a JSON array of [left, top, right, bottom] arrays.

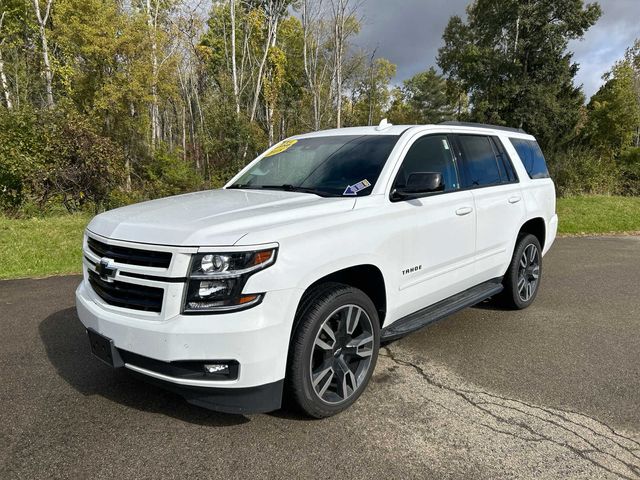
[[1, 236, 639, 479]]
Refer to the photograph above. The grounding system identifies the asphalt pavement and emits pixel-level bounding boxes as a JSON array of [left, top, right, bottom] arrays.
[[1, 236, 639, 479]]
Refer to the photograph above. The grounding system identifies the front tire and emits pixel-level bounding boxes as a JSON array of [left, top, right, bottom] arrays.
[[287, 283, 380, 418], [501, 233, 543, 309]]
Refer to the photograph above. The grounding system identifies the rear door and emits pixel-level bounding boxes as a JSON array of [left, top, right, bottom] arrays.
[[453, 134, 526, 281]]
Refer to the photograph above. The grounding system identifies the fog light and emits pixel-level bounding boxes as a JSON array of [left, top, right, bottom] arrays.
[[204, 363, 229, 375]]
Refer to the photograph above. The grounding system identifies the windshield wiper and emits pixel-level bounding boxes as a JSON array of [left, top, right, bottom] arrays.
[[230, 184, 337, 197]]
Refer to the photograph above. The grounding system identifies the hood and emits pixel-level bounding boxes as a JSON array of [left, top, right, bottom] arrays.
[[87, 189, 356, 246]]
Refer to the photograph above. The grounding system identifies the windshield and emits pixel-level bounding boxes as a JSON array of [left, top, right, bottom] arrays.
[[228, 135, 399, 197]]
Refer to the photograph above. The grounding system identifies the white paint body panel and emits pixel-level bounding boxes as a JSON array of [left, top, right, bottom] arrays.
[[76, 124, 557, 390]]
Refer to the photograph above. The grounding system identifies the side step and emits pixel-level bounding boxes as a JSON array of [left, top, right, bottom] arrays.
[[380, 278, 504, 342]]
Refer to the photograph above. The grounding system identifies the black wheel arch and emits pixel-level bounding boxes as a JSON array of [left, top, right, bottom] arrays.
[[519, 217, 546, 251], [292, 265, 387, 338]]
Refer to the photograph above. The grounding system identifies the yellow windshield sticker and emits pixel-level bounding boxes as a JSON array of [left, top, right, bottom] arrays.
[[263, 139, 298, 157]]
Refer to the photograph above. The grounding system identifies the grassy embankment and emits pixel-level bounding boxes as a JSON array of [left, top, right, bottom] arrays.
[[1, 196, 639, 280]]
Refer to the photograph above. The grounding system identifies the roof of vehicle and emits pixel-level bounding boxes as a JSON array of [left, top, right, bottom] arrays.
[[292, 120, 534, 140], [293, 125, 413, 138], [439, 121, 526, 134]]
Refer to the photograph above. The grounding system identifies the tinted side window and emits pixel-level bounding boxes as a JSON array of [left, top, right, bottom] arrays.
[[457, 135, 502, 187], [509, 138, 550, 179], [395, 135, 459, 192]]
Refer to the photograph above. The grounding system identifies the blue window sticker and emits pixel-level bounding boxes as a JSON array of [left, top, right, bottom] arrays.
[[343, 179, 372, 196]]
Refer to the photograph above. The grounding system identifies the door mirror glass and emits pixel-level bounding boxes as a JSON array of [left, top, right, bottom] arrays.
[[393, 172, 444, 199]]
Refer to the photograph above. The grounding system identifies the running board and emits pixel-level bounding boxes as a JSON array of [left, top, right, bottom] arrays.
[[381, 278, 504, 342]]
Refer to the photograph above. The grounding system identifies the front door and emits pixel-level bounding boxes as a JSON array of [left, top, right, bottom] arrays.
[[389, 134, 477, 316]]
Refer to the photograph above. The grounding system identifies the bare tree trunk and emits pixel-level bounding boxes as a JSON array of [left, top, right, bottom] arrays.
[[329, 0, 360, 128], [302, 0, 325, 131], [32, 0, 54, 109], [0, 49, 10, 109], [0, 12, 12, 109], [334, 17, 342, 128], [125, 102, 136, 192], [249, 0, 287, 124], [182, 103, 187, 163], [230, 0, 240, 114], [266, 104, 274, 145], [280, 114, 285, 142], [146, 0, 161, 151], [302, 0, 315, 128], [367, 48, 377, 126], [239, 17, 251, 101], [265, 23, 279, 146], [331, 0, 348, 128], [249, 14, 277, 123]]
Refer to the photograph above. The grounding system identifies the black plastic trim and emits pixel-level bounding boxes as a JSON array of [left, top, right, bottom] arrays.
[[381, 278, 504, 341], [84, 256, 187, 283], [88, 270, 164, 312], [87, 237, 172, 268], [490, 136, 520, 183], [130, 372, 284, 414], [118, 349, 240, 381]]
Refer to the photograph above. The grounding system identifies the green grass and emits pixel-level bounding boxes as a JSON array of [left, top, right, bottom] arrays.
[[557, 196, 640, 235], [0, 196, 639, 280], [0, 214, 90, 280]]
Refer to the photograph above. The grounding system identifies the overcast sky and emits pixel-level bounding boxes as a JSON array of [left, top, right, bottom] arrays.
[[353, 0, 640, 99]]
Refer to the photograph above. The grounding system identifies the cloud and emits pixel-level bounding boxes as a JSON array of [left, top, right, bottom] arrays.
[[353, 0, 639, 98]]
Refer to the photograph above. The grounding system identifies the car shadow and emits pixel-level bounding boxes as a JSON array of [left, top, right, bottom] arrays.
[[38, 307, 250, 427], [471, 297, 513, 311]]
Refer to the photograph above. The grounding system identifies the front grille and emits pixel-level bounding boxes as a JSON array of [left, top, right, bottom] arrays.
[[88, 270, 164, 312], [87, 237, 172, 268]]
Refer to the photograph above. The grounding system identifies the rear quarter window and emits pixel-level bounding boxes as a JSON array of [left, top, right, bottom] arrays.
[[509, 138, 550, 179]]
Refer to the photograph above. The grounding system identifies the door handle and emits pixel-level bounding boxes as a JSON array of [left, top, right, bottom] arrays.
[[455, 207, 473, 216], [508, 196, 522, 204]]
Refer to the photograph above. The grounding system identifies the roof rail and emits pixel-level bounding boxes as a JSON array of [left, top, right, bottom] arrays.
[[439, 121, 525, 134]]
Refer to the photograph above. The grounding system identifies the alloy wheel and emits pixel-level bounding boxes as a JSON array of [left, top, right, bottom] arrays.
[[517, 243, 540, 302], [309, 304, 375, 404]]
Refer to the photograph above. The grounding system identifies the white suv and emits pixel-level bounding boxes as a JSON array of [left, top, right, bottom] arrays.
[[76, 121, 558, 417]]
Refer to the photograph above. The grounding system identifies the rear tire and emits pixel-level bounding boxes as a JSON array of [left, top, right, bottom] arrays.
[[501, 234, 543, 310], [287, 283, 380, 418]]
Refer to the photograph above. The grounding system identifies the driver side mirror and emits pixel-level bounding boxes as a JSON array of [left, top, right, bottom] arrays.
[[392, 172, 444, 201]]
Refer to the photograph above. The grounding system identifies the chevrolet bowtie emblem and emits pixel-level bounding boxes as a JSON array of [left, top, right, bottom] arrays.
[[96, 257, 117, 282]]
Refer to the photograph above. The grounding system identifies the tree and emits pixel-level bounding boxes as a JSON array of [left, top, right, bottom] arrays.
[[403, 67, 456, 124], [249, 0, 290, 124], [438, 0, 601, 151], [349, 56, 395, 126], [0, 12, 13, 109], [584, 60, 640, 155], [40, 108, 126, 212], [0, 0, 402, 213], [301, 0, 331, 130], [229, 0, 240, 114], [623, 39, 640, 147], [329, 0, 360, 128], [32, 0, 55, 108]]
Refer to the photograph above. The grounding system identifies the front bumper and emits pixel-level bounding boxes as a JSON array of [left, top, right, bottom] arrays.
[[76, 281, 302, 413], [121, 348, 284, 414]]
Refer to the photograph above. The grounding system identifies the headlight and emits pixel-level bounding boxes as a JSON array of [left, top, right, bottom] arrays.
[[183, 248, 277, 313]]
